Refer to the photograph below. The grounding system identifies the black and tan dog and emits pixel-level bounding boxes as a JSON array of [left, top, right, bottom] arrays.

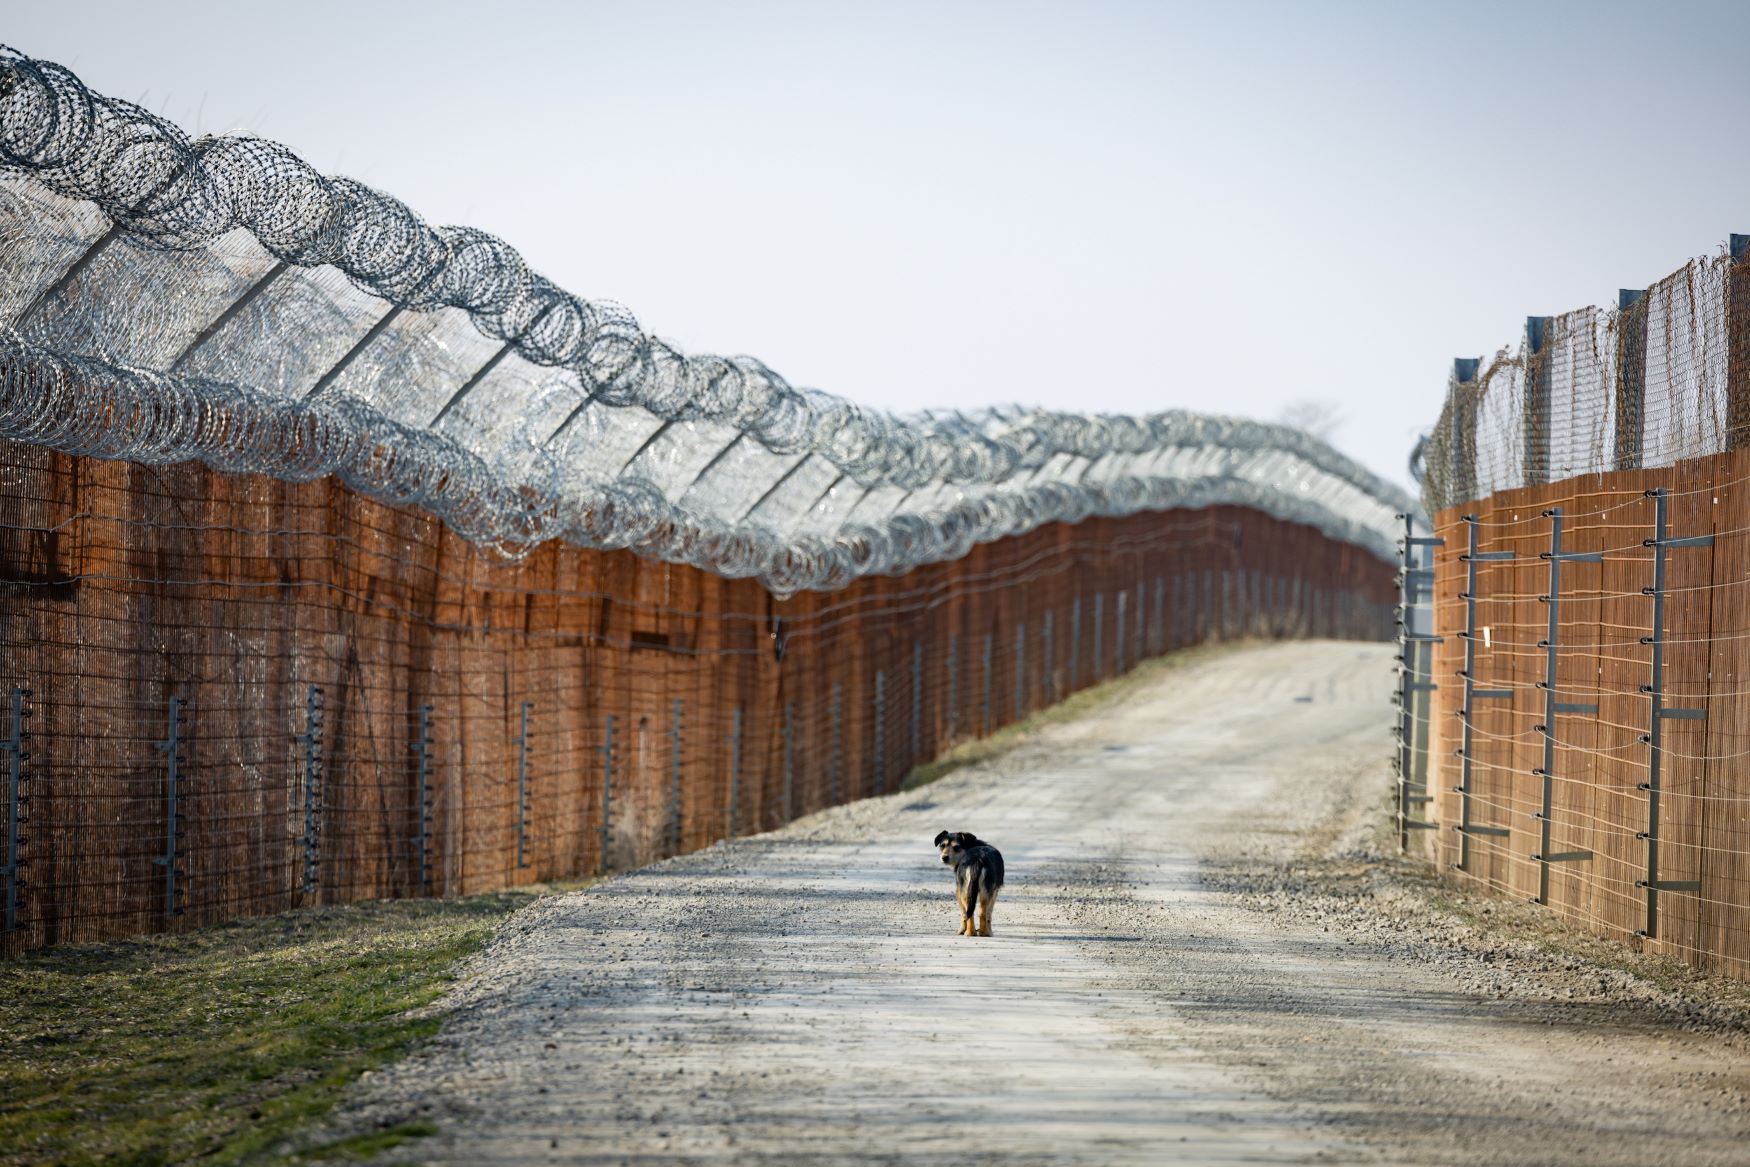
[[934, 830, 1005, 937]]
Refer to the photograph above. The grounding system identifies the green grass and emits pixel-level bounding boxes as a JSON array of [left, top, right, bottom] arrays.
[[902, 639, 1247, 791], [0, 890, 553, 1167]]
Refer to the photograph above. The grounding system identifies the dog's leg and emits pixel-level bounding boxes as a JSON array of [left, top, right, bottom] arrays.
[[978, 887, 997, 937], [956, 883, 971, 935]]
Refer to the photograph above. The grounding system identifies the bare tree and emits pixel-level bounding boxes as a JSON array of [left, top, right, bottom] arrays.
[[1276, 398, 1346, 443]]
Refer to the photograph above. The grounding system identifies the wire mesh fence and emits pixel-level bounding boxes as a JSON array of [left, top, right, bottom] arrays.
[[0, 444, 1393, 954], [1422, 244, 1750, 512]]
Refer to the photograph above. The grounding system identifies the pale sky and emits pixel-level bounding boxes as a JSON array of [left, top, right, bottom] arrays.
[[10, 0, 1750, 489]]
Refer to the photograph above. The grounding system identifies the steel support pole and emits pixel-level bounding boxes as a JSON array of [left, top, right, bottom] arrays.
[[2, 688, 31, 932], [598, 715, 615, 874], [728, 705, 744, 838], [297, 685, 324, 894], [981, 634, 993, 736], [154, 697, 188, 917], [1456, 518, 1514, 870], [411, 704, 433, 889], [1533, 508, 1599, 902], [1639, 488, 1711, 936], [1395, 516, 1443, 851], [515, 702, 532, 869], [669, 699, 684, 856], [873, 673, 887, 795]]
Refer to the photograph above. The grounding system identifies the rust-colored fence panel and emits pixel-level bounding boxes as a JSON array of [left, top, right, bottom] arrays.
[[0, 447, 1393, 955], [1416, 448, 1750, 978]]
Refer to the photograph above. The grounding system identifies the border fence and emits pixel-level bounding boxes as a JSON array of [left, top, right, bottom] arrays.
[[0, 445, 1392, 954], [1404, 238, 1750, 979]]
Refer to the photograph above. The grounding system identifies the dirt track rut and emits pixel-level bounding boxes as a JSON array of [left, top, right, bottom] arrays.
[[321, 641, 1750, 1165]]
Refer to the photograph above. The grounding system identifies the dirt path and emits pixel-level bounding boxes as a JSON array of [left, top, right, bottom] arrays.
[[319, 641, 1750, 1165]]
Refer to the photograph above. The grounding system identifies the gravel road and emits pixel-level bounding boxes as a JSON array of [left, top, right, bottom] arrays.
[[317, 641, 1750, 1165]]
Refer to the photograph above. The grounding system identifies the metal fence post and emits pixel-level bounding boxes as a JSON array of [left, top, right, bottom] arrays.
[[598, 714, 615, 874], [152, 696, 189, 917], [1069, 598, 1082, 689], [1640, 487, 1711, 937], [514, 701, 532, 869], [1456, 518, 1514, 871], [911, 640, 923, 765], [1135, 581, 1146, 662], [668, 698, 684, 856], [411, 704, 433, 890], [830, 682, 844, 805], [1394, 517, 1442, 851], [1093, 594, 1104, 679], [948, 634, 960, 740], [296, 685, 324, 894], [981, 633, 993, 735], [1013, 623, 1025, 720], [2, 687, 32, 933], [1533, 507, 1597, 901], [728, 705, 743, 838], [1154, 576, 1166, 655], [1115, 591, 1127, 675], [1043, 610, 1055, 704], [782, 701, 795, 822], [873, 672, 887, 794], [1202, 570, 1214, 642]]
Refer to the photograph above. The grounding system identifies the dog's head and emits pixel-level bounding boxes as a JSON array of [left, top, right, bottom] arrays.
[[934, 830, 979, 866]]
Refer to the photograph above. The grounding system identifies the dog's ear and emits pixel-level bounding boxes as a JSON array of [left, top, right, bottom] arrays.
[[955, 831, 977, 846], [933, 830, 951, 847]]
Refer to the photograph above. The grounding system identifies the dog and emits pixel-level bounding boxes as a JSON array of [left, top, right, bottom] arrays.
[[934, 830, 1005, 937]]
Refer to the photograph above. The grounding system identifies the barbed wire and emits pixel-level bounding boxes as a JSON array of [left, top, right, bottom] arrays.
[[0, 45, 1412, 593]]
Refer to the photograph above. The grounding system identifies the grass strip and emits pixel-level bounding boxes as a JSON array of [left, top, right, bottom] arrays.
[[902, 638, 1245, 791], [0, 891, 543, 1167]]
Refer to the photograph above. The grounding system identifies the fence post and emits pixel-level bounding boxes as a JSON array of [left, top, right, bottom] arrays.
[[981, 634, 993, 735], [598, 714, 615, 874], [513, 701, 532, 869], [1450, 358, 1480, 505], [728, 705, 743, 838], [873, 672, 887, 795], [411, 704, 433, 890], [1639, 487, 1711, 937], [1135, 581, 1146, 661], [1615, 289, 1648, 470], [830, 682, 844, 805], [911, 640, 923, 766], [1154, 576, 1165, 655], [1115, 591, 1126, 675], [1093, 594, 1104, 679], [1069, 598, 1082, 689], [1013, 623, 1025, 720], [782, 701, 795, 822], [1395, 517, 1442, 851], [1456, 517, 1514, 871], [948, 635, 960, 741], [1523, 316, 1553, 485], [1725, 236, 1750, 449], [1203, 570, 1215, 641], [1533, 507, 1598, 901], [2, 687, 31, 933], [1042, 611, 1055, 704], [669, 698, 684, 856], [296, 685, 324, 894]]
